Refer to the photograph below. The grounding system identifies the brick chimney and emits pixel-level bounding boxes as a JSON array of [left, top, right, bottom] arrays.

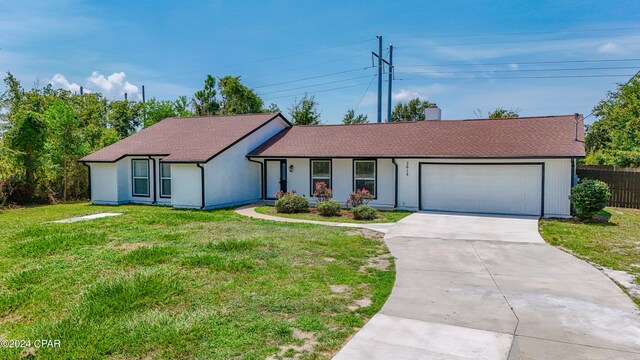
[[424, 104, 441, 120]]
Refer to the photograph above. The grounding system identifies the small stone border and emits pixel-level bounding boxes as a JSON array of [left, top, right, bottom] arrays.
[[235, 204, 396, 233]]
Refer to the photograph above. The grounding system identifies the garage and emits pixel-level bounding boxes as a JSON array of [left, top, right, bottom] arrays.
[[419, 163, 543, 216]]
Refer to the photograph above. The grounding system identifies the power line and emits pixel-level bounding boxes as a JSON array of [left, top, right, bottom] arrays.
[[396, 58, 640, 68], [395, 66, 639, 75], [393, 26, 640, 39], [393, 74, 635, 81], [355, 73, 378, 112], [241, 54, 364, 81], [262, 81, 376, 101], [140, 38, 375, 82], [257, 74, 376, 96], [583, 70, 640, 120], [253, 66, 373, 89], [396, 33, 640, 48]]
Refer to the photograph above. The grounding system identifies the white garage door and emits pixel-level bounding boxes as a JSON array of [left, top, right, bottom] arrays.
[[420, 164, 543, 216]]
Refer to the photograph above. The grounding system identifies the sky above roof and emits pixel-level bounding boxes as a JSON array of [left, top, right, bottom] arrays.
[[2, 0, 640, 125]]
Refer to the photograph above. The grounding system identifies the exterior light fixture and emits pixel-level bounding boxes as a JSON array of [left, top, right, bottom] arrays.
[[289, 164, 294, 173]]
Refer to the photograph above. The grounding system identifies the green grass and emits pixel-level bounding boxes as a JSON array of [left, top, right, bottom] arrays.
[[0, 203, 395, 359], [540, 207, 640, 305], [254, 205, 412, 224]]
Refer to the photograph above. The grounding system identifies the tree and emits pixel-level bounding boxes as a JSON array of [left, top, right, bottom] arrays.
[[107, 100, 142, 138], [73, 93, 109, 152], [174, 96, 193, 117], [218, 76, 264, 115], [585, 75, 640, 166], [487, 108, 520, 119], [143, 98, 180, 128], [5, 111, 47, 197], [192, 74, 220, 116], [342, 109, 368, 124], [288, 94, 321, 125], [391, 98, 432, 122], [266, 103, 281, 113], [45, 100, 85, 201]]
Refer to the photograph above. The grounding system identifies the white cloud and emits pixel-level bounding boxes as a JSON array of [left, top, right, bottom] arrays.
[[88, 71, 126, 92], [509, 63, 519, 70], [597, 41, 624, 54], [49, 71, 140, 99], [392, 84, 447, 102], [49, 73, 81, 93], [123, 81, 138, 96]]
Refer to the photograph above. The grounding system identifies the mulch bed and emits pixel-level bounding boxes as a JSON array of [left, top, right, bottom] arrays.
[[306, 207, 381, 221]]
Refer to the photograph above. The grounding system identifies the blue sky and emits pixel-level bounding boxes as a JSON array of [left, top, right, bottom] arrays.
[[2, 0, 640, 124]]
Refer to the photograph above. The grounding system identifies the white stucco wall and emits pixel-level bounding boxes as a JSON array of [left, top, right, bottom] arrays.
[[171, 164, 202, 208], [203, 117, 289, 209], [257, 158, 396, 209], [88, 163, 120, 204]]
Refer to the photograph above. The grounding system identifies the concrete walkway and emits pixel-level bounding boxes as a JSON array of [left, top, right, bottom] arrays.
[[234, 204, 396, 233], [334, 212, 640, 360]]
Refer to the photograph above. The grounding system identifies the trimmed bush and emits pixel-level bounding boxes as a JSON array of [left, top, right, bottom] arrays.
[[313, 181, 333, 202], [275, 193, 309, 214], [346, 189, 373, 208], [351, 205, 377, 220], [316, 200, 341, 217], [570, 179, 611, 219]]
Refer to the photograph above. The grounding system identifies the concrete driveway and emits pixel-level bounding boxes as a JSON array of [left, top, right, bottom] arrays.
[[334, 212, 640, 360]]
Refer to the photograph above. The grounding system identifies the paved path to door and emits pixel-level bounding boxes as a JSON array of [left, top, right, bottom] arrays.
[[234, 204, 395, 233], [334, 212, 640, 360]]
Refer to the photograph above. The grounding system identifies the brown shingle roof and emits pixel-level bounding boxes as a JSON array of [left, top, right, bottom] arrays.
[[80, 113, 286, 163], [248, 115, 585, 158]]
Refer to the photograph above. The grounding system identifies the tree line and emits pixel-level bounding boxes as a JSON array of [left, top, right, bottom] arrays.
[[2, 69, 636, 206]]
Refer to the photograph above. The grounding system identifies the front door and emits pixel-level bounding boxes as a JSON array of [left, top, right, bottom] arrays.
[[265, 160, 287, 199]]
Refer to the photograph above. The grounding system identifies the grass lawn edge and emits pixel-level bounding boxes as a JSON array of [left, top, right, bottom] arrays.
[[254, 205, 412, 224]]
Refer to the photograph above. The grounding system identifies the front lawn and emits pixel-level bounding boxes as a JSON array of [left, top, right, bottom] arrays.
[[254, 205, 411, 224], [539, 207, 640, 305], [0, 204, 394, 359]]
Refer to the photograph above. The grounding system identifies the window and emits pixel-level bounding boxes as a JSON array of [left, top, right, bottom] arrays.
[[354, 160, 376, 197], [311, 160, 331, 194], [160, 162, 171, 197], [132, 159, 150, 196]]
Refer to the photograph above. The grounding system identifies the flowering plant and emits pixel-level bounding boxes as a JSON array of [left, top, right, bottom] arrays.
[[346, 188, 372, 208], [313, 182, 333, 202]]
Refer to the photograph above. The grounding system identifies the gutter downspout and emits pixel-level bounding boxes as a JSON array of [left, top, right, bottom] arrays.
[[247, 158, 264, 200], [148, 156, 157, 204], [391, 158, 398, 209], [83, 163, 91, 201], [196, 164, 205, 209]]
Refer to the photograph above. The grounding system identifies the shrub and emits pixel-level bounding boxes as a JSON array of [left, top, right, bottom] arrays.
[[313, 182, 333, 202], [346, 189, 373, 208], [351, 205, 377, 220], [275, 189, 296, 199], [570, 179, 611, 219], [275, 193, 309, 213], [316, 200, 341, 217]]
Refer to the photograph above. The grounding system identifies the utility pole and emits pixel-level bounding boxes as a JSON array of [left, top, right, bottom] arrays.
[[142, 85, 146, 125], [387, 44, 393, 122], [372, 36, 392, 122], [376, 35, 382, 123]]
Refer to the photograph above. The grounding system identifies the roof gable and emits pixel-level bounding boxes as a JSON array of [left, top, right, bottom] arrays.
[[80, 113, 289, 163]]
